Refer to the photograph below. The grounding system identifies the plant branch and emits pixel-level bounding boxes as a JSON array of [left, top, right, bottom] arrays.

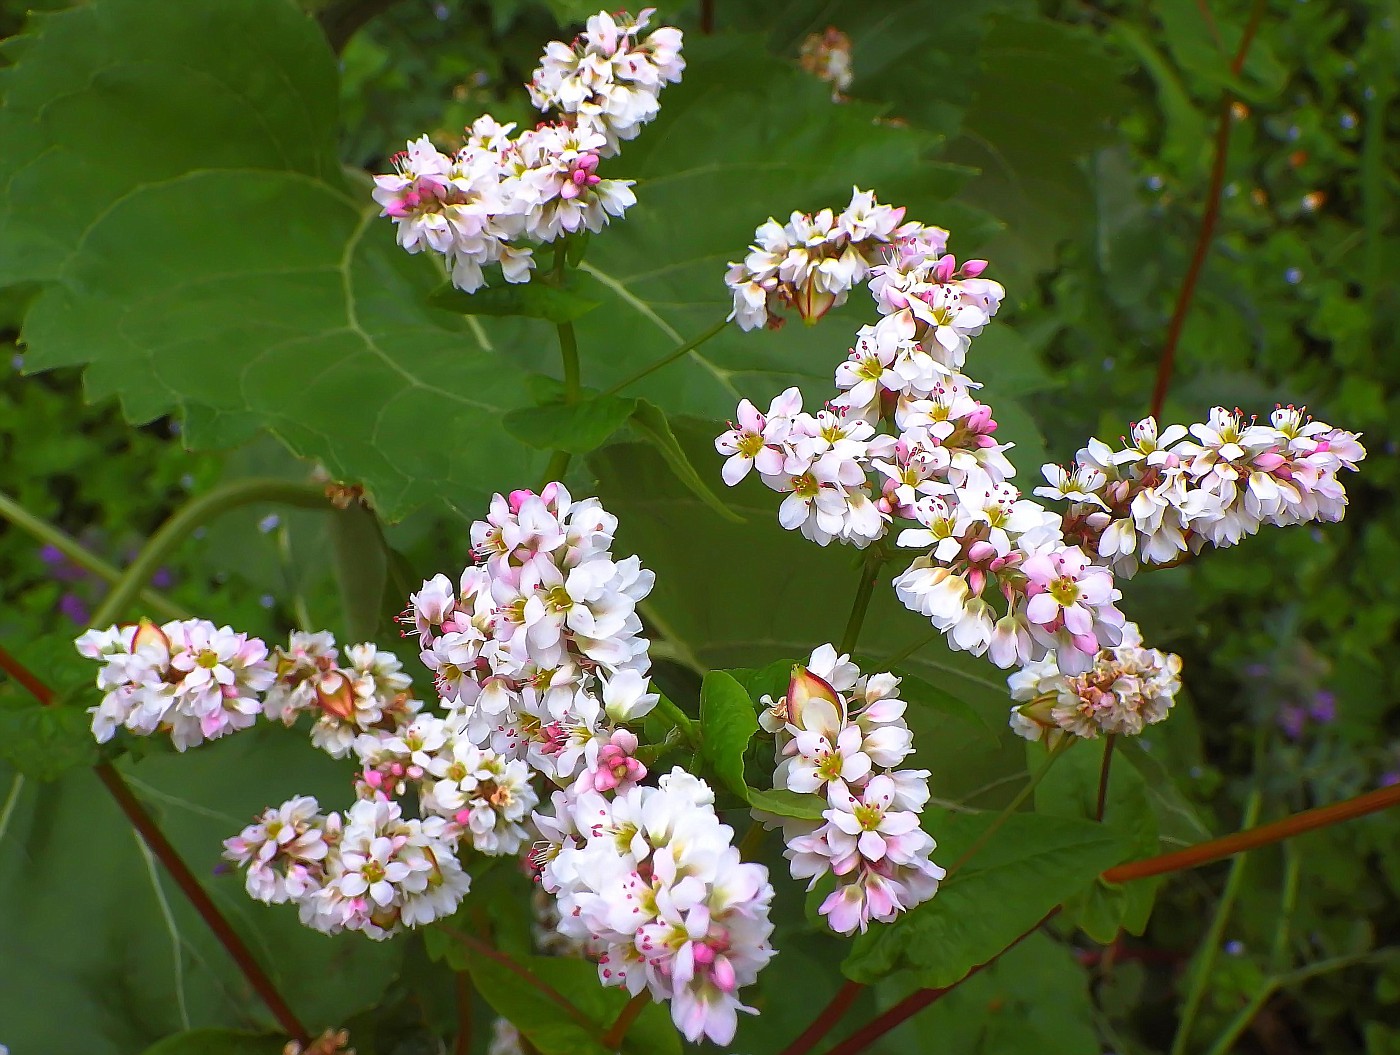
[[1095, 735, 1117, 822], [1148, 0, 1267, 420], [453, 970, 475, 1055], [948, 738, 1073, 876], [600, 990, 650, 1050], [603, 318, 729, 396], [1170, 788, 1261, 1055], [778, 980, 863, 1055], [88, 479, 331, 630], [0, 646, 310, 1044], [821, 909, 1058, 1055], [442, 925, 597, 1032], [0, 490, 187, 621], [839, 548, 887, 655], [539, 318, 584, 490], [1103, 781, 1400, 884]]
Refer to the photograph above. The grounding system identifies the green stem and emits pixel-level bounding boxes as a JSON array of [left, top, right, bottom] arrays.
[[87, 479, 330, 629], [1201, 950, 1396, 1055], [1270, 844, 1301, 972], [538, 319, 583, 490], [1095, 735, 1118, 822], [652, 693, 700, 748], [0, 489, 189, 621], [947, 738, 1073, 876], [838, 548, 887, 655], [604, 318, 730, 396], [881, 629, 941, 668], [1170, 787, 1263, 1055]]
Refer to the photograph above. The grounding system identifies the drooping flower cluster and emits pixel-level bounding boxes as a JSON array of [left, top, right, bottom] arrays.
[[1036, 408, 1366, 576], [223, 795, 470, 940], [1007, 623, 1182, 744], [533, 768, 775, 1045], [799, 27, 854, 102], [528, 8, 685, 152], [373, 9, 682, 291], [756, 646, 944, 935], [723, 188, 949, 330], [76, 618, 275, 751]]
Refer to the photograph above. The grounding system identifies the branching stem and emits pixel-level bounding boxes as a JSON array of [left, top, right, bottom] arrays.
[[603, 318, 729, 396]]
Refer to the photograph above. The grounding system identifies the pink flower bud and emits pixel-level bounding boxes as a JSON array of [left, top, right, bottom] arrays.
[[967, 540, 997, 563], [961, 259, 989, 277], [315, 671, 356, 720], [508, 489, 534, 512], [787, 664, 844, 730]]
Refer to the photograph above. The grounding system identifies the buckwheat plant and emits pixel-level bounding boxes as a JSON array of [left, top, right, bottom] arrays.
[[8, 6, 1377, 1055]]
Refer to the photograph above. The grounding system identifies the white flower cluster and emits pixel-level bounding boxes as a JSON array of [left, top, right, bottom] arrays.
[[724, 188, 949, 330], [401, 482, 659, 784], [373, 9, 682, 292], [76, 618, 275, 751], [1007, 623, 1182, 744], [718, 220, 1136, 676], [223, 795, 469, 940], [1036, 407, 1367, 576], [533, 768, 775, 1045], [756, 646, 943, 935], [528, 7, 684, 153]]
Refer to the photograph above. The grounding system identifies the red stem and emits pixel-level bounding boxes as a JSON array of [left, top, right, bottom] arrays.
[[1148, 0, 1267, 420], [1095, 735, 1117, 822], [779, 980, 863, 1055], [442, 926, 597, 1031], [1104, 781, 1400, 884], [0, 643, 311, 1045], [453, 970, 474, 1055], [820, 910, 1058, 1055], [600, 989, 650, 1049]]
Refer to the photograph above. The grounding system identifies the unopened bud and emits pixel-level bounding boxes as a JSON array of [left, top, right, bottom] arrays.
[[130, 617, 170, 652], [786, 664, 845, 730], [315, 671, 356, 720]]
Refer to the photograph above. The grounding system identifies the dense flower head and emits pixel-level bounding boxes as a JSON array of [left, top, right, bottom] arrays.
[[373, 9, 681, 291], [533, 768, 774, 1044], [1036, 407, 1367, 576], [1007, 623, 1182, 744], [757, 646, 944, 935], [76, 618, 275, 750], [528, 7, 684, 152], [724, 187, 933, 330]]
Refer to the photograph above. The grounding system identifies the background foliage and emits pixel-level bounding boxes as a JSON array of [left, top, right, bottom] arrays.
[[1, 0, 1397, 1052]]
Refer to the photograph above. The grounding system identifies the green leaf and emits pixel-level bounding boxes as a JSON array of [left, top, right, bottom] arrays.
[[746, 786, 827, 822], [504, 394, 638, 455], [857, 658, 999, 744], [699, 670, 759, 797], [901, 931, 1099, 1055], [0, 728, 403, 1051], [628, 400, 743, 524], [1033, 740, 1161, 942], [466, 951, 681, 1055], [729, 658, 797, 706], [139, 1029, 285, 1055], [842, 811, 1130, 987], [427, 275, 600, 324], [6, 0, 541, 521], [0, 694, 97, 780]]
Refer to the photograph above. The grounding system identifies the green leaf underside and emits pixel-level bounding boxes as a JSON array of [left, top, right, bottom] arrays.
[[842, 811, 1131, 987], [138, 1029, 286, 1055], [427, 273, 601, 324], [505, 394, 638, 454], [699, 670, 759, 797], [746, 786, 827, 821]]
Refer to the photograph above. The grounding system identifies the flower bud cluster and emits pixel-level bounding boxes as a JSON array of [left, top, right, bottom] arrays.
[[724, 188, 944, 330], [532, 768, 775, 1045], [374, 9, 682, 292], [223, 795, 470, 939], [76, 618, 275, 751], [757, 646, 944, 934], [527, 7, 684, 153], [1036, 407, 1367, 576], [1006, 623, 1182, 744], [799, 27, 854, 102]]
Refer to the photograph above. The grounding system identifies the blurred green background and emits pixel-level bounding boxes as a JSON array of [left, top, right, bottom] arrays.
[[1, 0, 1398, 1052]]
